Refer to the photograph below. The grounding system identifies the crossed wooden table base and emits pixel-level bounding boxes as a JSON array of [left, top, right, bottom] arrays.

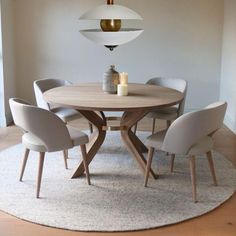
[[71, 109, 157, 179], [43, 83, 183, 180]]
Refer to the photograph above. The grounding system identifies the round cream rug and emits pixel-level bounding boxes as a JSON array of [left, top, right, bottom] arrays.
[[0, 132, 235, 232]]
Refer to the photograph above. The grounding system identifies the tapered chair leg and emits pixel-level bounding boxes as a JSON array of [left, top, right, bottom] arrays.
[[170, 154, 175, 173], [63, 150, 68, 169], [189, 155, 197, 203], [166, 120, 171, 156], [19, 148, 30, 181], [144, 147, 155, 187], [152, 118, 156, 134], [80, 144, 91, 185], [89, 122, 93, 134], [63, 149, 69, 158], [37, 152, 45, 198], [206, 151, 218, 186], [133, 123, 138, 134]]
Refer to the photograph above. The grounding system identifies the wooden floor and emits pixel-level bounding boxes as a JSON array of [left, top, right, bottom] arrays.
[[0, 118, 236, 236]]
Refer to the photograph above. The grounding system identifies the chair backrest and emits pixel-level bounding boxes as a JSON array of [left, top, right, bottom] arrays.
[[9, 98, 73, 152], [34, 79, 72, 110], [162, 102, 227, 155], [147, 77, 187, 116]]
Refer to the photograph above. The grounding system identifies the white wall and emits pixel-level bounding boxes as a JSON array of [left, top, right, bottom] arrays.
[[0, 2, 5, 126], [13, 0, 224, 111], [220, 0, 236, 133], [0, 0, 16, 126]]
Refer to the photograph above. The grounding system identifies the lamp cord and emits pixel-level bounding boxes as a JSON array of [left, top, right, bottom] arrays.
[[107, 0, 114, 5]]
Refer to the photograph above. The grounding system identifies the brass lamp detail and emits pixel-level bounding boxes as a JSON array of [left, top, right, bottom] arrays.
[[100, 19, 121, 32], [79, 0, 143, 51], [100, 0, 121, 32]]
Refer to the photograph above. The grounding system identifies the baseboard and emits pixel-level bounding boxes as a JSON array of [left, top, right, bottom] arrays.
[[224, 114, 236, 134], [5, 112, 13, 126]]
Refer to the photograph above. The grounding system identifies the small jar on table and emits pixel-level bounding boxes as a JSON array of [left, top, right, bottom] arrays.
[[103, 65, 120, 94]]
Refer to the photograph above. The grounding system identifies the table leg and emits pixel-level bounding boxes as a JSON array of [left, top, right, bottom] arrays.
[[129, 131, 148, 153], [71, 110, 107, 178], [121, 110, 158, 179]]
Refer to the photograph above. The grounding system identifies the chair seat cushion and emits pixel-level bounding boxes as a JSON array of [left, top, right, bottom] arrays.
[[22, 133, 47, 152], [67, 126, 89, 146], [145, 129, 167, 149], [146, 106, 178, 120], [51, 107, 82, 123]]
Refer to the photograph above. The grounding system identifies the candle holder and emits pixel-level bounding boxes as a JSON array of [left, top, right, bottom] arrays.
[[117, 72, 128, 96], [119, 72, 128, 85], [117, 84, 128, 96]]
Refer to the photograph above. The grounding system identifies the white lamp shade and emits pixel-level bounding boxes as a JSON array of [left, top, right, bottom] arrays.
[[80, 5, 142, 20], [80, 29, 143, 46]]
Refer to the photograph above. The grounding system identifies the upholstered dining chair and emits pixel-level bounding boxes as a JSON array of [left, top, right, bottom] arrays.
[[9, 98, 91, 198], [144, 101, 227, 202], [134, 77, 187, 134], [34, 78, 93, 133]]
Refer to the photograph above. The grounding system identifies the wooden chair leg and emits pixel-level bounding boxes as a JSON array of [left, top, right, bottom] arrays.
[[166, 121, 172, 156], [170, 154, 175, 173], [19, 148, 30, 181], [144, 147, 155, 187], [189, 155, 197, 203], [133, 123, 138, 134], [206, 151, 218, 186], [152, 118, 156, 134], [89, 122, 93, 134], [63, 150, 68, 169], [36, 152, 45, 198], [63, 149, 69, 158], [80, 144, 91, 185]]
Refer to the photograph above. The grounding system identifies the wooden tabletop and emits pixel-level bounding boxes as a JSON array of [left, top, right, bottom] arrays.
[[43, 83, 184, 111]]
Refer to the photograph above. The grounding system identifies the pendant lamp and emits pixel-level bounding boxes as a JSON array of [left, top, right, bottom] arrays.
[[79, 0, 143, 51]]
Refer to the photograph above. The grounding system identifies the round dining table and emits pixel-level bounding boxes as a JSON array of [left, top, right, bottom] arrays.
[[43, 83, 184, 179]]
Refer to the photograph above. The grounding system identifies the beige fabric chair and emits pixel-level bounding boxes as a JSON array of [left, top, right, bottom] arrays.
[[134, 77, 187, 134], [9, 98, 91, 198], [144, 102, 227, 202], [34, 78, 93, 132]]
